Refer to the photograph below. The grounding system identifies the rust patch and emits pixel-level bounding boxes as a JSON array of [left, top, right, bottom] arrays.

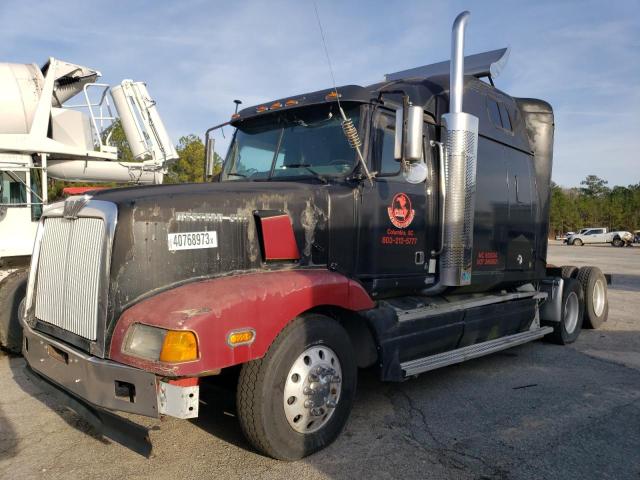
[[172, 307, 212, 319], [300, 200, 324, 258]]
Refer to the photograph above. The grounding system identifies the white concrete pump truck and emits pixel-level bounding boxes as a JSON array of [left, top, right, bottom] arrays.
[[0, 58, 178, 352]]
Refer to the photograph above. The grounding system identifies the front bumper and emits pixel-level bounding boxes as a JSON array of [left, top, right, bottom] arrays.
[[22, 321, 160, 417], [22, 321, 201, 455]]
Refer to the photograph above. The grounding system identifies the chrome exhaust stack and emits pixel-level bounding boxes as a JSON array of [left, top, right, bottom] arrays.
[[440, 11, 479, 286]]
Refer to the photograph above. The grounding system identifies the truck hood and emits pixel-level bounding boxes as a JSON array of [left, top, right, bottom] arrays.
[[91, 181, 331, 331]]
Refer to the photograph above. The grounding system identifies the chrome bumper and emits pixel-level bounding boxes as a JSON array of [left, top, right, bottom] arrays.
[[22, 322, 159, 418]]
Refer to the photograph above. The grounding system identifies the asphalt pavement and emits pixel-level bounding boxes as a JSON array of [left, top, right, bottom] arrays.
[[1, 242, 638, 480]]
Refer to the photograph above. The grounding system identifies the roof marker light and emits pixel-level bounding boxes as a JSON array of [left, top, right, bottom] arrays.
[[325, 91, 341, 101], [285, 99, 299, 106], [256, 105, 268, 113], [270, 101, 283, 109]]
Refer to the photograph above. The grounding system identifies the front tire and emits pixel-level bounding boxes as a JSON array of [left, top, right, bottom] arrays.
[[547, 278, 584, 345], [236, 314, 357, 460], [572, 239, 583, 246], [612, 237, 624, 247], [0, 269, 28, 353]]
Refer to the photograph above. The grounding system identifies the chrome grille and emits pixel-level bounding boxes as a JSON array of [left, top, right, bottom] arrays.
[[34, 217, 105, 340]]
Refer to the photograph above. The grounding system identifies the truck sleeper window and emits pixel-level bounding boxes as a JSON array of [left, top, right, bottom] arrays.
[[222, 104, 360, 181]]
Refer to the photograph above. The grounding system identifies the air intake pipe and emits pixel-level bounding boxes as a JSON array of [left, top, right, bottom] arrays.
[[440, 11, 479, 286]]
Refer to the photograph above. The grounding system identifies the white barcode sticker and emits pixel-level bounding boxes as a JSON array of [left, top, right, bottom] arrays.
[[168, 231, 218, 251]]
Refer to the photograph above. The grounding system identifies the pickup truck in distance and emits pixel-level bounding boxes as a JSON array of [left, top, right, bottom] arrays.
[[567, 228, 633, 247], [19, 11, 611, 460]]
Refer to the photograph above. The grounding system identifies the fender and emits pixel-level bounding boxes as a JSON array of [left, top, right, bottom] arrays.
[[109, 270, 375, 376]]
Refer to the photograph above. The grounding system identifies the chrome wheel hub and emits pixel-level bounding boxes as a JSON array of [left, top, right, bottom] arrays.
[[593, 279, 605, 317], [283, 345, 342, 433]]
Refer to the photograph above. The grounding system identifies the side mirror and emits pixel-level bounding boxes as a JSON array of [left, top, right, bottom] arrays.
[[394, 105, 423, 162], [205, 137, 216, 180]]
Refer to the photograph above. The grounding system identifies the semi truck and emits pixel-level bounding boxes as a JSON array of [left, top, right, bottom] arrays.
[[0, 58, 178, 352], [19, 12, 610, 460]]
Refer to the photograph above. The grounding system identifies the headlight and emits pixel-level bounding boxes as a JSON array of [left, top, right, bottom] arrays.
[[123, 323, 199, 363]]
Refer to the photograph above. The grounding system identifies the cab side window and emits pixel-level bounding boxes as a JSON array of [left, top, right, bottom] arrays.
[[487, 99, 502, 129], [487, 98, 513, 133], [1, 171, 27, 205], [373, 112, 400, 176], [498, 103, 512, 131]]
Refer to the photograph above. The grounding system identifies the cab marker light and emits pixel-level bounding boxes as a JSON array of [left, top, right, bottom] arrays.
[[227, 329, 256, 347], [285, 99, 299, 106], [231, 113, 241, 120], [325, 91, 341, 101], [256, 105, 268, 113], [270, 101, 283, 109]]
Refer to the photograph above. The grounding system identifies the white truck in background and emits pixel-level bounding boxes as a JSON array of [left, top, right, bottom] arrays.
[[566, 227, 634, 247], [0, 58, 178, 351]]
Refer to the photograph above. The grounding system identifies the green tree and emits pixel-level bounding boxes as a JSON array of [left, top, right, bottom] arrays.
[[103, 119, 135, 162], [580, 175, 609, 197], [549, 175, 640, 237], [166, 135, 222, 183]]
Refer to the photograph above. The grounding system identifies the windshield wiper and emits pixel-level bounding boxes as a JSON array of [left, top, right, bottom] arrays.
[[284, 164, 328, 184]]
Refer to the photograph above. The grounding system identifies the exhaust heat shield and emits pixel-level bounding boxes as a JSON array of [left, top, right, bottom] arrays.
[[441, 11, 479, 286]]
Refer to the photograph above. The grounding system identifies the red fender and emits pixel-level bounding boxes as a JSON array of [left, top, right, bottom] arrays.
[[109, 270, 375, 376]]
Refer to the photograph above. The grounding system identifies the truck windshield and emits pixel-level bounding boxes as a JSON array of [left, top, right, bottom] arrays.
[[221, 103, 360, 181]]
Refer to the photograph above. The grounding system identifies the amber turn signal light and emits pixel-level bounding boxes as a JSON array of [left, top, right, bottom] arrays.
[[159, 330, 199, 363], [227, 329, 256, 347]]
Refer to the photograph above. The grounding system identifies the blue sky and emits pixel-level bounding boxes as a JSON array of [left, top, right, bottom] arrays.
[[1, 0, 638, 187]]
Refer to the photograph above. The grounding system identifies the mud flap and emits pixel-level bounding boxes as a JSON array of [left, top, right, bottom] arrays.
[[25, 366, 153, 457]]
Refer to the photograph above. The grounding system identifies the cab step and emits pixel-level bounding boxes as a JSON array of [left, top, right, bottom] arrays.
[[401, 327, 553, 377]]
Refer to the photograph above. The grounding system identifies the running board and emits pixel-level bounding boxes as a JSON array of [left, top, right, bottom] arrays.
[[401, 327, 554, 377]]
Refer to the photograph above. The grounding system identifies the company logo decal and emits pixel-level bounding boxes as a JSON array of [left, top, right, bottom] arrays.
[[387, 193, 415, 229]]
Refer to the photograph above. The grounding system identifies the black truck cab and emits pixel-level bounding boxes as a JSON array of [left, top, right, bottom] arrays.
[[214, 69, 552, 299]]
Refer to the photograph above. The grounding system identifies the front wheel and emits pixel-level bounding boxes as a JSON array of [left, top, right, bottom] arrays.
[[572, 239, 583, 246], [0, 269, 28, 353], [236, 314, 357, 460], [612, 237, 624, 247]]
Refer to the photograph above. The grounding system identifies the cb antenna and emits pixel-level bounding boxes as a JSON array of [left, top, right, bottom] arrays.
[[312, 1, 374, 185]]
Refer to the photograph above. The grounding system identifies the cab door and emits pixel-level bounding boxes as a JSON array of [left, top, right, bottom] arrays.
[[581, 229, 595, 244], [593, 229, 607, 243], [355, 109, 437, 296]]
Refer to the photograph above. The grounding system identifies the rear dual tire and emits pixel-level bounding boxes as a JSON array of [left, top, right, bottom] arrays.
[[236, 314, 356, 460], [576, 266, 608, 329], [547, 278, 584, 345], [560, 265, 579, 279]]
